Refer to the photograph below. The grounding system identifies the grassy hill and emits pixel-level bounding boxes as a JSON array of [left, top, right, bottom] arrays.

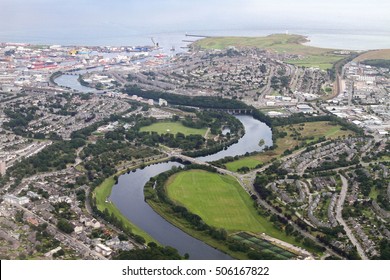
[[354, 49, 390, 61], [193, 34, 346, 70]]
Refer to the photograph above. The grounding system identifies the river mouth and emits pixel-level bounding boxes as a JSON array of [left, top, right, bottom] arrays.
[[110, 115, 272, 259]]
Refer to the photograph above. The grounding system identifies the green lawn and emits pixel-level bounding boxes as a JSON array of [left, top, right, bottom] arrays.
[[369, 187, 379, 200], [140, 121, 207, 136], [166, 170, 297, 244], [225, 158, 262, 172], [194, 34, 345, 70], [380, 156, 390, 161]]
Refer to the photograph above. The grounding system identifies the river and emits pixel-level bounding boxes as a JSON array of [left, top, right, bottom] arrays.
[[109, 162, 231, 260], [197, 115, 272, 162], [56, 64, 273, 259], [110, 115, 272, 259], [54, 69, 100, 93]]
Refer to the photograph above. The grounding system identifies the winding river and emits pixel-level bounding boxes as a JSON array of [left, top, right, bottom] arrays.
[[110, 115, 272, 259], [56, 72, 273, 259]]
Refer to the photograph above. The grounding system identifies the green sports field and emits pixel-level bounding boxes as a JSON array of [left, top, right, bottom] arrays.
[[166, 170, 296, 243], [140, 121, 207, 136]]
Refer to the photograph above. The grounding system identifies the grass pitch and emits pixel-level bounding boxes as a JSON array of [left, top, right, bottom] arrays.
[[166, 170, 296, 243], [140, 121, 207, 136]]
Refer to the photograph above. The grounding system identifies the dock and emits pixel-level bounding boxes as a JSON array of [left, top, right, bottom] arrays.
[[185, 34, 211, 38]]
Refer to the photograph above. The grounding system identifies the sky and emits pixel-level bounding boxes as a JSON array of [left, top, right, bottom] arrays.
[[0, 0, 389, 45]]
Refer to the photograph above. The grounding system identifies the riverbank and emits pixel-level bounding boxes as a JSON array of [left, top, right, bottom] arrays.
[[146, 198, 245, 259], [93, 157, 171, 245]]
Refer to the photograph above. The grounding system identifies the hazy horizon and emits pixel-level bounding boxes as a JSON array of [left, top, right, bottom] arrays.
[[0, 0, 389, 48]]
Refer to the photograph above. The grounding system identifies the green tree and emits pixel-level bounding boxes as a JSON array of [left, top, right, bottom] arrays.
[[57, 219, 74, 234]]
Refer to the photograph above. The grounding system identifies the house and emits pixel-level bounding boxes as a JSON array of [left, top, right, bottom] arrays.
[[3, 194, 30, 205], [74, 226, 84, 235], [44, 246, 62, 258], [26, 216, 40, 227], [158, 98, 168, 106], [95, 243, 112, 256], [297, 104, 313, 113]]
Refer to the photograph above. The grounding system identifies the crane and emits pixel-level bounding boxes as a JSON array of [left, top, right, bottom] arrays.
[[151, 37, 159, 48]]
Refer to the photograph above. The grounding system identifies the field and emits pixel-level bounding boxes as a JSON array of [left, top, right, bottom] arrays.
[[224, 121, 354, 172], [194, 34, 344, 70], [232, 232, 297, 260], [225, 158, 262, 172], [140, 121, 207, 136], [354, 49, 390, 61], [285, 54, 343, 70], [166, 170, 298, 244]]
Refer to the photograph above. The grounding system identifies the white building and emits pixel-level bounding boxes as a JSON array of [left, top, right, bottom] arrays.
[[297, 104, 313, 113], [3, 194, 30, 205], [44, 246, 62, 258], [159, 98, 168, 106], [74, 226, 84, 235], [95, 243, 112, 256]]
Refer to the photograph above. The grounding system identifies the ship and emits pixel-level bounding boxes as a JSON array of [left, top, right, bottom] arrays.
[[154, 53, 167, 59]]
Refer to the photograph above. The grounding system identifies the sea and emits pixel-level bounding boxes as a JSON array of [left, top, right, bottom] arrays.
[[0, 1, 389, 51], [1, 27, 390, 52]]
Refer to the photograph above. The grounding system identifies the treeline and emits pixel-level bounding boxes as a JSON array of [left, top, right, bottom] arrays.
[[114, 242, 183, 260], [328, 52, 359, 80], [144, 165, 230, 243], [361, 59, 390, 69], [144, 165, 316, 259], [124, 85, 272, 127], [49, 71, 63, 85], [125, 85, 248, 109], [90, 202, 147, 246], [182, 137, 240, 157]]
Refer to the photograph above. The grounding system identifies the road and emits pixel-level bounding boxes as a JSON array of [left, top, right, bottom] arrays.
[[336, 175, 368, 260]]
